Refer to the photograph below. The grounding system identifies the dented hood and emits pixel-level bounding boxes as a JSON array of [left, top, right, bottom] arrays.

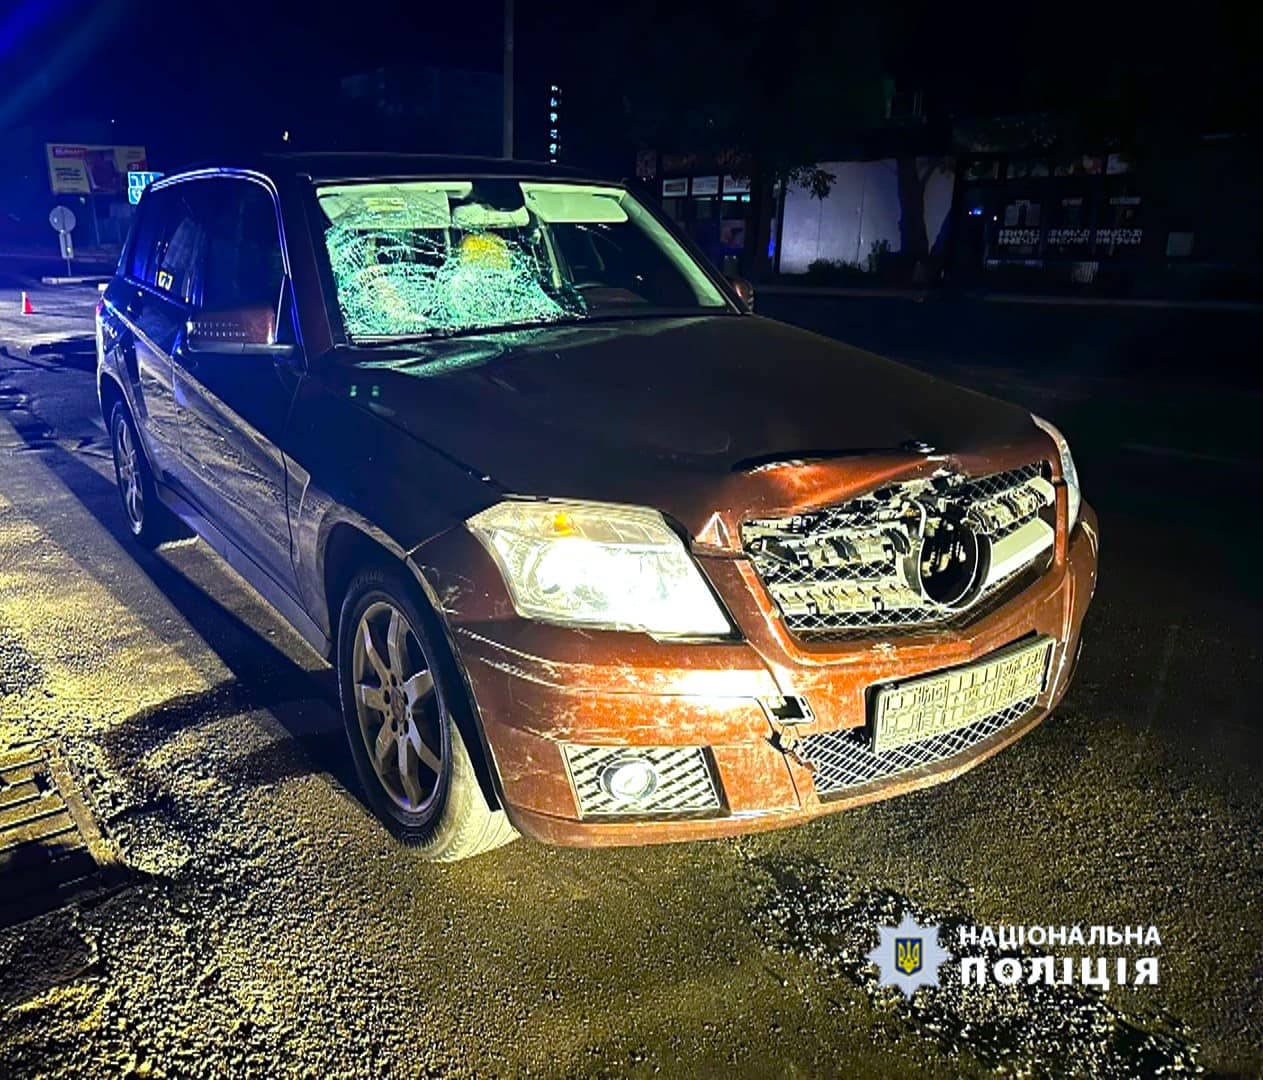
[[330, 315, 1046, 545]]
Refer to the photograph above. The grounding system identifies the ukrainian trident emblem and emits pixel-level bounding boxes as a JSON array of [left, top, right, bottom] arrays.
[[867, 915, 949, 998], [895, 937, 923, 976]]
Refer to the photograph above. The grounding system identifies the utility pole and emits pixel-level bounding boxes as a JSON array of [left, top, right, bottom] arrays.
[[502, 0, 514, 159]]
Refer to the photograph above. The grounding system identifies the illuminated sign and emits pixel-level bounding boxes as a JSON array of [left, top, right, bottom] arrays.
[[46, 144, 148, 195], [662, 178, 688, 197], [722, 175, 750, 195], [548, 84, 561, 164], [127, 171, 164, 205], [690, 176, 719, 196]]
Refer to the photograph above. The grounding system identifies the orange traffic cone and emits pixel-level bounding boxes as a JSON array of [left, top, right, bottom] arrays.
[[20, 291, 33, 315]]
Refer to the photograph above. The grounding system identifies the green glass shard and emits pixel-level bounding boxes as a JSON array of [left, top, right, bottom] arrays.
[[323, 197, 585, 339]]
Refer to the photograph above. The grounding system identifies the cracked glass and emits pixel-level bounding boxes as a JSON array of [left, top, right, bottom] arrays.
[[316, 179, 729, 341]]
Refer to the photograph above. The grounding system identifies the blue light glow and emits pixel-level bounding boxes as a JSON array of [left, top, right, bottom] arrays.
[[127, 171, 164, 205], [548, 84, 562, 163]]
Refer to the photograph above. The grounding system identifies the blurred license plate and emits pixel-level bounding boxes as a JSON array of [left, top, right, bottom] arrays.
[[871, 637, 1054, 753]]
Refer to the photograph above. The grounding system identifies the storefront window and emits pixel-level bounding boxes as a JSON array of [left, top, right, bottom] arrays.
[[1046, 196, 1092, 253], [1096, 194, 1143, 255], [996, 198, 1042, 255]]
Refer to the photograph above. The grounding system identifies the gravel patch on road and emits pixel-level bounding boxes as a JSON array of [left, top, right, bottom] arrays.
[[750, 856, 1200, 1077]]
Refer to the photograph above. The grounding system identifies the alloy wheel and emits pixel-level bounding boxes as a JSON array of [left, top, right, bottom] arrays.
[[113, 414, 144, 532], [351, 600, 445, 813]]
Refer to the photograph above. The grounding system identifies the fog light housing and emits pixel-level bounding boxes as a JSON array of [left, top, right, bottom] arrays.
[[600, 758, 659, 803], [562, 744, 722, 817]]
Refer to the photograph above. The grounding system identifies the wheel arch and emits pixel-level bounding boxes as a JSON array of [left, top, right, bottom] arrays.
[[98, 370, 125, 421], [99, 373, 162, 481], [322, 521, 505, 813]]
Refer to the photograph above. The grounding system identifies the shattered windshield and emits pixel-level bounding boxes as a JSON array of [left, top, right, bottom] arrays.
[[316, 179, 730, 340]]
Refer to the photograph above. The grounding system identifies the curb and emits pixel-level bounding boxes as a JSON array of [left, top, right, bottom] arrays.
[[760, 285, 934, 300], [979, 293, 1263, 313], [758, 284, 1263, 312]]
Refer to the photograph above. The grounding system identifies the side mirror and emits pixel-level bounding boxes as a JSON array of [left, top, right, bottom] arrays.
[[186, 305, 295, 358], [729, 276, 755, 312]]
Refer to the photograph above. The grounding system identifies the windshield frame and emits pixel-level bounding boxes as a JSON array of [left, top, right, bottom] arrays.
[[303, 173, 744, 346]]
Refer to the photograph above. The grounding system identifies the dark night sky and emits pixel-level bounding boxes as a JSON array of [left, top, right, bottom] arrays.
[[2, 0, 518, 159], [0, 0, 1259, 170]]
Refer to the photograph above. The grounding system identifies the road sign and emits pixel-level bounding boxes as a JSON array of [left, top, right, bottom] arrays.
[[127, 171, 163, 205], [48, 205, 77, 233], [48, 206, 77, 276]]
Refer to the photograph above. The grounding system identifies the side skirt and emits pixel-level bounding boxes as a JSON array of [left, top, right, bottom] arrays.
[[154, 479, 332, 659]]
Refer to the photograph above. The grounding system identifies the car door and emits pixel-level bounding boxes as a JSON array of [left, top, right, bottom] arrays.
[[114, 185, 202, 484], [169, 176, 303, 600]]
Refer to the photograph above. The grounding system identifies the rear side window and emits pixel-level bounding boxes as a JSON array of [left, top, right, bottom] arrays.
[[126, 184, 205, 302], [156, 205, 204, 301], [126, 192, 165, 283]]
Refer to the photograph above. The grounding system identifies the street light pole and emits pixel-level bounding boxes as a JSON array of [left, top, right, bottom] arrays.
[[502, 0, 514, 159]]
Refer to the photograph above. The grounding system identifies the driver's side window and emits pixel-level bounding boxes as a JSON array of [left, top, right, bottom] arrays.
[[193, 180, 286, 335]]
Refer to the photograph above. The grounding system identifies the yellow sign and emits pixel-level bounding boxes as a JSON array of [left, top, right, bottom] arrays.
[[45, 144, 148, 195]]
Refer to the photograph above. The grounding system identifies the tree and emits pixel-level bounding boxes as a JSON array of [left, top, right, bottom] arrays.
[[556, 0, 893, 278]]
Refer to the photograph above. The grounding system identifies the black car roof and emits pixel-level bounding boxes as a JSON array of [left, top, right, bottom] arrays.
[[171, 153, 606, 186]]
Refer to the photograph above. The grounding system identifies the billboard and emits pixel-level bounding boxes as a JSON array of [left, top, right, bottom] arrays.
[[46, 144, 149, 195]]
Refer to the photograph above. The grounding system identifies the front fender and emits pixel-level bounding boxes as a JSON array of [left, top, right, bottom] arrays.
[[283, 373, 500, 639]]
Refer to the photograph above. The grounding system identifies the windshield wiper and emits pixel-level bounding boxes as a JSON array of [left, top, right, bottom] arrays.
[[354, 316, 580, 345], [351, 308, 733, 346]]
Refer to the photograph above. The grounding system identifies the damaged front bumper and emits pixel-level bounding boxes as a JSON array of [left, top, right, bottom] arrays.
[[412, 501, 1099, 848]]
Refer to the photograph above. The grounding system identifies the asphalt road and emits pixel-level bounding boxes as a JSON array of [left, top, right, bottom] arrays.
[[1, 284, 1261, 1077]]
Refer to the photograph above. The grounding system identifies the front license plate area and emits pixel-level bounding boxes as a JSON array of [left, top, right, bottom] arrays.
[[871, 637, 1054, 753]]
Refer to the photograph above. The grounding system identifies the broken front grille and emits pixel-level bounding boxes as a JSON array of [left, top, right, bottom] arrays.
[[797, 695, 1039, 796], [741, 464, 1055, 638]]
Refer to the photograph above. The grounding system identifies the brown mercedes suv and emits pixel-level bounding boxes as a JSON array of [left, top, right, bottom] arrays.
[[97, 155, 1098, 860]]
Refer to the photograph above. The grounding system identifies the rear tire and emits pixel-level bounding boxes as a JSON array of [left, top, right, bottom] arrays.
[[336, 566, 517, 861], [108, 401, 171, 548]]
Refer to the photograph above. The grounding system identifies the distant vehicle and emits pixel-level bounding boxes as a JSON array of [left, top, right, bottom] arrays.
[[96, 155, 1097, 860]]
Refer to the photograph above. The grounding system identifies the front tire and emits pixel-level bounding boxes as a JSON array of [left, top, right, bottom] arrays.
[[336, 567, 517, 861]]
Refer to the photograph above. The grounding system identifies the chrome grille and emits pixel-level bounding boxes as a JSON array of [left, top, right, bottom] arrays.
[[562, 745, 721, 817], [741, 464, 1054, 638], [798, 696, 1038, 796]]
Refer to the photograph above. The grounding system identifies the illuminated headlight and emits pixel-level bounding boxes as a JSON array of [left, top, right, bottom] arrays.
[[466, 499, 732, 636], [1032, 415, 1081, 532]]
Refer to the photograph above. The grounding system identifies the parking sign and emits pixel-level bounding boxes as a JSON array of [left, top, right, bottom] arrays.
[[127, 171, 163, 205]]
